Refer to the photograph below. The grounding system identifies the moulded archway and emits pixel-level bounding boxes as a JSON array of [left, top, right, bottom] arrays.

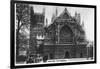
[[64, 51, 70, 58], [59, 25, 74, 44]]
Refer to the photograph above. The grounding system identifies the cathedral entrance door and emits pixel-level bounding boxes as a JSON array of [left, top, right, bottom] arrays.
[[64, 51, 70, 58], [49, 53, 54, 59]]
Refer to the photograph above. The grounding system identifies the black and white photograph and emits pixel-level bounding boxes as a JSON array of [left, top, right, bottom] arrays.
[[11, 0, 96, 68]]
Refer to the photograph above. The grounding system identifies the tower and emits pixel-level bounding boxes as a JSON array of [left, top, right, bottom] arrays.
[[29, 6, 37, 55], [29, 6, 45, 59]]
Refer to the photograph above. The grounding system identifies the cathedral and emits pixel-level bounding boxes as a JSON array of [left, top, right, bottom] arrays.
[[43, 8, 87, 59], [29, 6, 93, 62]]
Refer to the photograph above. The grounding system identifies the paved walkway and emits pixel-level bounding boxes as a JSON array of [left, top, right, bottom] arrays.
[[15, 58, 94, 65], [46, 58, 94, 63]]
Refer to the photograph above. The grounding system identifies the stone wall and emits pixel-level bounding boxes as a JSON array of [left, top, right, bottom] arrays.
[[43, 44, 87, 59]]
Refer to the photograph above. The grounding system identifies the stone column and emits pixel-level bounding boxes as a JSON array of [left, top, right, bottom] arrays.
[[58, 24, 60, 44]]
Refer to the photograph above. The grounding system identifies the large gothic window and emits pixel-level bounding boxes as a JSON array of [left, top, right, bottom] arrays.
[[59, 25, 73, 44]]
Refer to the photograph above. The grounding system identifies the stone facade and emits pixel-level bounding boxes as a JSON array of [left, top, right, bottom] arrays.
[[43, 8, 87, 59], [29, 7, 93, 60]]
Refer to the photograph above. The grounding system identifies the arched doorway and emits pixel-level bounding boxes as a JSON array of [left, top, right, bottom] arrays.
[[64, 51, 70, 58], [80, 52, 83, 58], [59, 25, 73, 44], [49, 53, 54, 59]]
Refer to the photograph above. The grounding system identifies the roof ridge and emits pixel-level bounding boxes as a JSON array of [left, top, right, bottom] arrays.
[[58, 8, 71, 19]]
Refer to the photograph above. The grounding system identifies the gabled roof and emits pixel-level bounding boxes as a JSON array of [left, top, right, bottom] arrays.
[[57, 8, 72, 19]]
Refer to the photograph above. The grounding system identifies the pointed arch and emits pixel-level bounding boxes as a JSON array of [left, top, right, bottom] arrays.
[[59, 25, 74, 44]]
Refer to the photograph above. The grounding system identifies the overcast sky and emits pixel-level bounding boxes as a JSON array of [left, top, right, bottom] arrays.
[[31, 4, 94, 41]]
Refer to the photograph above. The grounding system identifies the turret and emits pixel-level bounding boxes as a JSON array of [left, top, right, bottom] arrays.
[[75, 12, 81, 24], [82, 21, 84, 27], [45, 18, 48, 27], [51, 13, 56, 23], [55, 7, 58, 17], [42, 7, 45, 26], [42, 7, 45, 16]]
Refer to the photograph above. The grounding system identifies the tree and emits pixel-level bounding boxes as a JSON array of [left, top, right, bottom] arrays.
[[16, 3, 30, 62]]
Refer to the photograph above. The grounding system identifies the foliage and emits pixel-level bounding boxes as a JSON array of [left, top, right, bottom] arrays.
[[16, 3, 30, 62]]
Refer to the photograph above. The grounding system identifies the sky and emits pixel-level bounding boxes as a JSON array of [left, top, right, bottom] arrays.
[[31, 4, 94, 41]]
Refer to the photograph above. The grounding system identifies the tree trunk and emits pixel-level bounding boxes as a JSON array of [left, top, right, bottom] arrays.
[[16, 19, 20, 62]]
